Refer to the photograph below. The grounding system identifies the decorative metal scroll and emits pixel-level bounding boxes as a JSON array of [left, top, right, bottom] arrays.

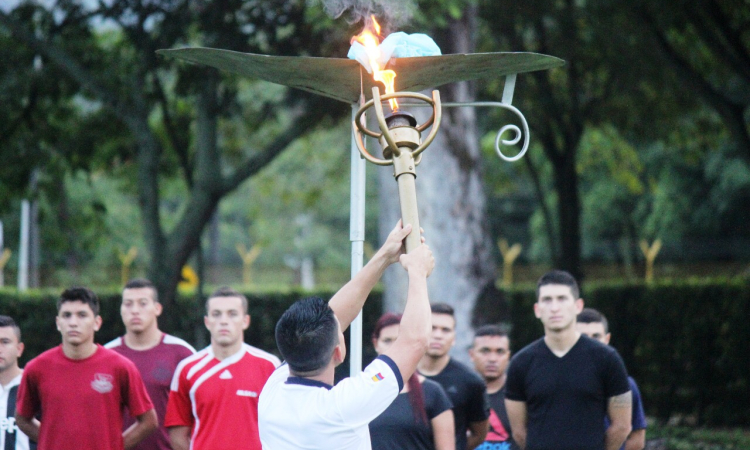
[[396, 100, 530, 162]]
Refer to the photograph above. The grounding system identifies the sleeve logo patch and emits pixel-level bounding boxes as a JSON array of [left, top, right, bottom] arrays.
[[372, 373, 385, 382]]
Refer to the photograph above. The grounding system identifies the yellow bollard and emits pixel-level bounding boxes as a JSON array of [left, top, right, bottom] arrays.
[[0, 249, 11, 287], [236, 244, 262, 286], [498, 239, 522, 288], [639, 239, 662, 284], [117, 247, 138, 286]]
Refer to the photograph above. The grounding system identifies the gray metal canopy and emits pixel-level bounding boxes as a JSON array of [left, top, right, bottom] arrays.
[[157, 48, 564, 103]]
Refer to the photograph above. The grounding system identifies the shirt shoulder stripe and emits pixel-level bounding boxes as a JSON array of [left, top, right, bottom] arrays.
[[244, 344, 281, 367], [170, 348, 211, 391], [163, 334, 197, 353], [103, 337, 123, 349]]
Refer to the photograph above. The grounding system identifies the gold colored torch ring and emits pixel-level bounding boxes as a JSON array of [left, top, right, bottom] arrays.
[[352, 87, 442, 252], [353, 88, 442, 166]]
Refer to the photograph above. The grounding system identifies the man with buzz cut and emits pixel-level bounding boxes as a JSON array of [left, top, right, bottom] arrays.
[[165, 286, 280, 450], [0, 315, 35, 450], [505, 270, 632, 450], [469, 324, 517, 450], [106, 278, 196, 450], [258, 221, 435, 450], [16, 286, 158, 450], [418, 303, 490, 450], [577, 308, 647, 450]]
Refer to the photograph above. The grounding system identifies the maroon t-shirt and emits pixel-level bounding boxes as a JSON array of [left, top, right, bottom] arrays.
[[106, 334, 195, 450], [16, 345, 154, 450]]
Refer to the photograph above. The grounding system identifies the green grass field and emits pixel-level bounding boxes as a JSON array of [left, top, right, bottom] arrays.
[[647, 423, 750, 450]]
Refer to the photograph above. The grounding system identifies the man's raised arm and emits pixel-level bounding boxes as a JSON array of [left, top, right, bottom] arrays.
[[329, 221, 411, 330], [383, 243, 434, 382]]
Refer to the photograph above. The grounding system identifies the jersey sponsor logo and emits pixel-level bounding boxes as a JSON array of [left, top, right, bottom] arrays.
[[219, 369, 233, 380], [236, 390, 258, 397], [486, 409, 510, 441], [0, 416, 18, 433], [475, 442, 511, 450], [91, 373, 114, 393], [371, 373, 384, 382]]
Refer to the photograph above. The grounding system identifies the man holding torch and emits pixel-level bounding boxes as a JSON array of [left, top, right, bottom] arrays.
[[258, 221, 434, 449]]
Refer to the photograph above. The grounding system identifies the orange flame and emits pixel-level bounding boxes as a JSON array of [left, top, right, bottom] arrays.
[[352, 16, 398, 111]]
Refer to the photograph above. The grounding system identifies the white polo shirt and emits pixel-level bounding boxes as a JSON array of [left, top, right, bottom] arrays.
[[259, 355, 403, 450]]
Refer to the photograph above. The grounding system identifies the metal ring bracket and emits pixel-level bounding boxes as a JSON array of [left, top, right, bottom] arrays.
[[352, 88, 442, 166]]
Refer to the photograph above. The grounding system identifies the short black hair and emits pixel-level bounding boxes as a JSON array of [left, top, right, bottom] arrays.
[[473, 324, 508, 340], [577, 307, 609, 333], [275, 297, 339, 375], [123, 278, 159, 303], [431, 303, 454, 317], [58, 286, 100, 316], [0, 315, 21, 341], [206, 286, 248, 314], [536, 270, 580, 300]]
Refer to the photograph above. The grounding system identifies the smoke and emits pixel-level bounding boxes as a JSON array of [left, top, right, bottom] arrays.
[[311, 0, 416, 30]]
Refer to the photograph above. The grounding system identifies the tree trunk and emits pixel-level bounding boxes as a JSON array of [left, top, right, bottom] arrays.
[[380, 6, 497, 365], [147, 74, 222, 329], [553, 155, 583, 282]]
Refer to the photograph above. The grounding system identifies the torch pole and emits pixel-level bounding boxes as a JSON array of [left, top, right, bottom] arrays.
[[349, 101, 366, 376], [392, 153, 421, 253]]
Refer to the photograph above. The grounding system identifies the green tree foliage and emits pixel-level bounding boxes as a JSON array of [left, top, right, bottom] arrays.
[[0, 0, 351, 311], [635, 0, 750, 161]]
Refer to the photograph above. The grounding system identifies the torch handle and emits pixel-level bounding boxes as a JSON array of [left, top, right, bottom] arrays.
[[396, 172, 422, 253]]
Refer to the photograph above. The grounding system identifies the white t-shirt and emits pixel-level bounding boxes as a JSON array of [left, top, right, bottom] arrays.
[[259, 355, 403, 450]]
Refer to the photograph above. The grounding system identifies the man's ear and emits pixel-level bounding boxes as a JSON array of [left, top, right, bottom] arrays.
[[154, 302, 163, 317], [332, 345, 344, 364], [575, 298, 584, 313], [17, 342, 24, 357], [94, 315, 103, 332], [243, 314, 251, 330], [533, 302, 541, 319], [604, 333, 611, 345]]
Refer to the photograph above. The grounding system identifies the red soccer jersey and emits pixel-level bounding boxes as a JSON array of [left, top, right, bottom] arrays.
[[165, 344, 279, 450], [106, 333, 196, 450], [16, 345, 154, 450]]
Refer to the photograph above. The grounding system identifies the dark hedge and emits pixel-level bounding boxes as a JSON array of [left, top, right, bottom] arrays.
[[2, 278, 748, 425], [0, 288, 384, 382]]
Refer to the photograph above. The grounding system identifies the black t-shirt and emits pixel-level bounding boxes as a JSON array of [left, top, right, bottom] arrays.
[[475, 386, 519, 450], [422, 358, 490, 450], [505, 336, 630, 450], [369, 378, 453, 450]]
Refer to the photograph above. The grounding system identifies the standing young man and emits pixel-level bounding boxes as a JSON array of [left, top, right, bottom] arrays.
[[577, 308, 647, 450], [418, 304, 490, 450], [165, 287, 280, 450], [504, 271, 632, 450], [16, 286, 157, 450], [468, 325, 517, 450], [0, 316, 34, 450], [106, 278, 196, 450], [259, 222, 434, 449]]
